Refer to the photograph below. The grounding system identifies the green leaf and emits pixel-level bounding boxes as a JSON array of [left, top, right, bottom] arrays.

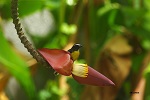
[[60, 23, 77, 35], [121, 6, 146, 27], [44, 0, 60, 10], [142, 39, 150, 50], [144, 63, 150, 100], [18, 0, 44, 17], [97, 2, 120, 16], [131, 53, 146, 73], [0, 31, 36, 99], [39, 90, 51, 100], [0, 0, 44, 19]]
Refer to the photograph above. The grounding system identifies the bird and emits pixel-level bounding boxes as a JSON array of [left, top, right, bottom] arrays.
[[68, 44, 82, 61]]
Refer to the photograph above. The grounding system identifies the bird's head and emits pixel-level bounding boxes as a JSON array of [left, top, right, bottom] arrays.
[[68, 44, 82, 61]]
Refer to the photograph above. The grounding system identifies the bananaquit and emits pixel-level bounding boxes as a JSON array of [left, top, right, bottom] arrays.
[[68, 44, 82, 61]]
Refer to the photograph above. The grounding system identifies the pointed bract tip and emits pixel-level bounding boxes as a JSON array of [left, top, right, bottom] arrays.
[[72, 66, 115, 86]]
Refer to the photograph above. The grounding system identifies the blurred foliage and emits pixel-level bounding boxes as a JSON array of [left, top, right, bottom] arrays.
[[67, 78, 84, 100], [0, 29, 36, 100], [38, 80, 64, 100], [144, 63, 150, 100], [0, 0, 150, 100]]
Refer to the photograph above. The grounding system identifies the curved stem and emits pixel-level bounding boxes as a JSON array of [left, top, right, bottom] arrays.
[[11, 0, 49, 67]]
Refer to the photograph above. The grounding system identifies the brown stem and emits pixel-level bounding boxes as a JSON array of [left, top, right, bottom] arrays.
[[11, 0, 49, 67]]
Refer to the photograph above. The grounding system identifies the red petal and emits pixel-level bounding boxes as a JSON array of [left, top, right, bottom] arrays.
[[38, 48, 73, 76], [72, 66, 115, 86]]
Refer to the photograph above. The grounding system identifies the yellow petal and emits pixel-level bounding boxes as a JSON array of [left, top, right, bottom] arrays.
[[72, 64, 88, 77]]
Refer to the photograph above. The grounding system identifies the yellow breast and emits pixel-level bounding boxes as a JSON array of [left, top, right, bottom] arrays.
[[71, 50, 80, 61]]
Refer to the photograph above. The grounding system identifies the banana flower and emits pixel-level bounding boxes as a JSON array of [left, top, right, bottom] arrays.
[[38, 48, 115, 86]]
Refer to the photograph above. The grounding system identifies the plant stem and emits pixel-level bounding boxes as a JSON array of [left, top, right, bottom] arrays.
[[11, 0, 49, 67]]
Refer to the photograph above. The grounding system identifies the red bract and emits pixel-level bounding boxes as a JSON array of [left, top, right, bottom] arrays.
[[38, 48, 73, 76], [72, 66, 115, 86], [38, 48, 115, 86]]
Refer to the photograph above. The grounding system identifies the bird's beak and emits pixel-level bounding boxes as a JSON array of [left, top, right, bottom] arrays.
[[78, 44, 82, 48]]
